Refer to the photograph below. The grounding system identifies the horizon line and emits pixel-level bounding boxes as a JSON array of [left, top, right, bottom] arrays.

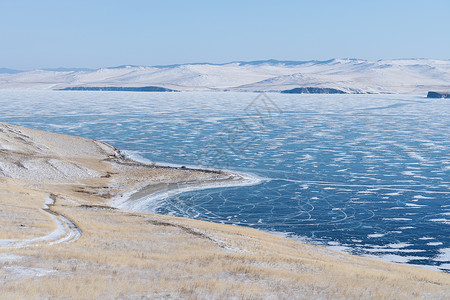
[[2, 57, 450, 72]]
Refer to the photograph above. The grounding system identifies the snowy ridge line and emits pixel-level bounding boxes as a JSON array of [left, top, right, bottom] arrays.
[[1, 58, 450, 94], [0, 194, 81, 249]]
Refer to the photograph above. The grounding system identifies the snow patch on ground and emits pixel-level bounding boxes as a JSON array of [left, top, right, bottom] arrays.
[[0, 195, 81, 249], [0, 253, 24, 262], [2, 266, 57, 278]]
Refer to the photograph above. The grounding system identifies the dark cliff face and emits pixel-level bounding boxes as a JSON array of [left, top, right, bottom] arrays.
[[59, 86, 178, 92], [281, 87, 346, 94], [427, 91, 450, 98]]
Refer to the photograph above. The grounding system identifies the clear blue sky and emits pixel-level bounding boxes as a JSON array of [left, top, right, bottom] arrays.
[[1, 0, 449, 69]]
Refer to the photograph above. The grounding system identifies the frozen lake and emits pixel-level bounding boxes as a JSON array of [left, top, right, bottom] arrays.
[[1, 90, 449, 271]]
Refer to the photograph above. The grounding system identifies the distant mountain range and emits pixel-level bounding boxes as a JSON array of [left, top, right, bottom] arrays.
[[0, 68, 24, 74], [1, 59, 449, 94]]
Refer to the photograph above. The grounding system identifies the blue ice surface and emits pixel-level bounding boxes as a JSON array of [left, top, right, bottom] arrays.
[[1, 90, 449, 271]]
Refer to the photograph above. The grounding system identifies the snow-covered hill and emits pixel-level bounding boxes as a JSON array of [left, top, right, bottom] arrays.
[[1, 59, 449, 94]]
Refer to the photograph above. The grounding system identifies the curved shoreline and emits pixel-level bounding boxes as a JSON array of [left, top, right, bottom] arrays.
[[112, 152, 450, 273], [111, 157, 264, 213]]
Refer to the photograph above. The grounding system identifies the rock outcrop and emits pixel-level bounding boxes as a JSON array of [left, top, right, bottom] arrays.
[[427, 91, 450, 98], [60, 86, 177, 92], [281, 87, 347, 94]]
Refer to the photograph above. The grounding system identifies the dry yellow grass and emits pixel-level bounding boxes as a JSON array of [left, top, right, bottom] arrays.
[[1, 122, 449, 299]]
